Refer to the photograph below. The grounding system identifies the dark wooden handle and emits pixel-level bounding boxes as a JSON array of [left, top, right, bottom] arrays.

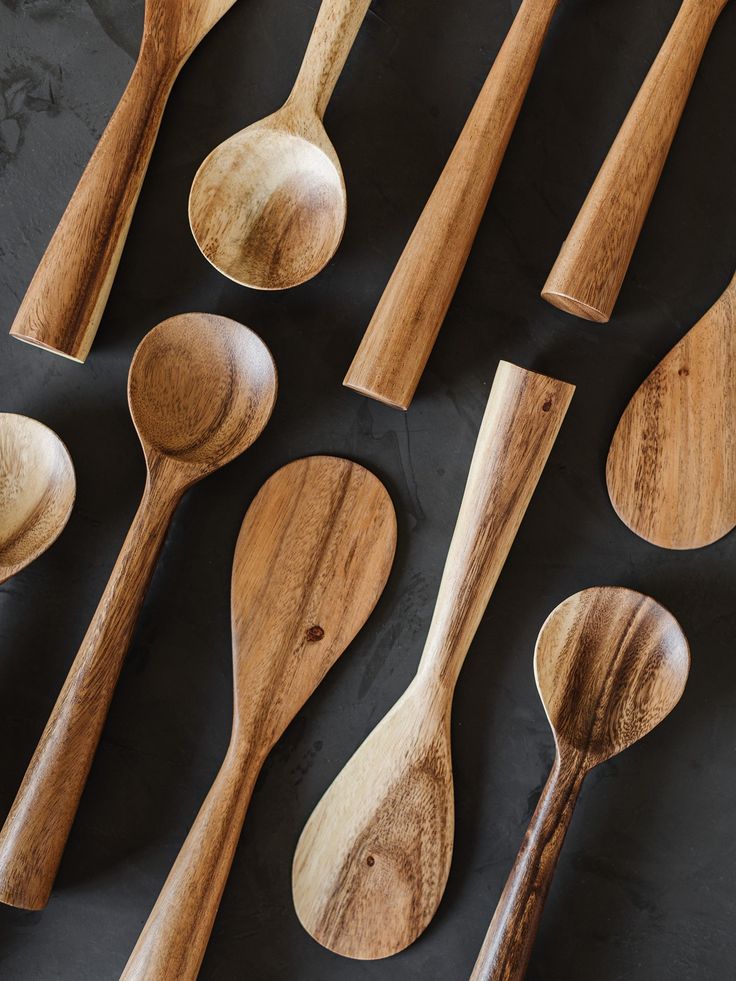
[[343, 0, 560, 409], [9, 48, 177, 362], [542, 0, 728, 323], [0, 477, 179, 910], [120, 747, 260, 981], [469, 754, 585, 981]]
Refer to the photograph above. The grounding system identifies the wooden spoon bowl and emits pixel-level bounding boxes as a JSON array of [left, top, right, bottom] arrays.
[[536, 587, 691, 764], [129, 312, 277, 475], [189, 117, 345, 290], [0, 414, 75, 585]]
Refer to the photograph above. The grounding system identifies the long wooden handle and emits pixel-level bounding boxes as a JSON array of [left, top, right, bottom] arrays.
[[542, 0, 729, 323], [9, 47, 179, 362], [469, 753, 585, 981], [417, 361, 573, 687], [343, 0, 561, 409], [120, 747, 260, 981], [0, 476, 179, 910], [288, 0, 372, 119]]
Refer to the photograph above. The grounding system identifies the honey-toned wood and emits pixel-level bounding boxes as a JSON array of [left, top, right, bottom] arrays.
[[0, 414, 75, 584], [469, 587, 689, 981], [189, 0, 371, 290], [343, 0, 562, 410], [542, 0, 730, 323], [120, 456, 396, 981], [292, 362, 574, 959], [8, 0, 240, 362], [607, 271, 736, 549], [0, 315, 276, 911]]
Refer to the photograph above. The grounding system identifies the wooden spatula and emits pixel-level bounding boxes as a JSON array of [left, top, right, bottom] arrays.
[[120, 455, 396, 981], [9, 0, 240, 362], [292, 362, 574, 959], [607, 270, 736, 549]]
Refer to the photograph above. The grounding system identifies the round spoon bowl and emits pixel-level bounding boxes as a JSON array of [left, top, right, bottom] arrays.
[[128, 313, 277, 473], [189, 120, 346, 290], [0, 414, 76, 584], [535, 586, 690, 766]]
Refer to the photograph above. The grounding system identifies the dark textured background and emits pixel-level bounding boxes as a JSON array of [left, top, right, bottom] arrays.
[[1, 0, 735, 978]]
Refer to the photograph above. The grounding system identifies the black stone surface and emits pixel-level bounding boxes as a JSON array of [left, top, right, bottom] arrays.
[[1, 1, 735, 978]]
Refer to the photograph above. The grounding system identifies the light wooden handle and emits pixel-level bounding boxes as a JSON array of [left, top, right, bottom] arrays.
[[542, 0, 729, 323], [0, 476, 179, 910], [418, 361, 573, 688], [343, 0, 561, 409], [9, 48, 178, 362], [121, 747, 260, 981], [469, 753, 584, 981], [288, 0, 372, 119]]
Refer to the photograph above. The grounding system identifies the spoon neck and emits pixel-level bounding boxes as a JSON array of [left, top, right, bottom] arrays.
[[287, 0, 372, 119]]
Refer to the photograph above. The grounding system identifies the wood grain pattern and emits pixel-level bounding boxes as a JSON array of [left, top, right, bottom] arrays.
[[0, 414, 75, 584], [607, 270, 736, 549], [8, 0, 239, 362], [292, 361, 574, 959], [189, 0, 371, 290], [0, 314, 276, 910], [542, 0, 729, 323], [120, 455, 397, 981], [469, 587, 690, 981], [343, 0, 562, 410]]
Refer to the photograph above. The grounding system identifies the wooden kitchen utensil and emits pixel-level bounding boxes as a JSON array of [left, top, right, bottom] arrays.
[[120, 455, 396, 981], [189, 0, 372, 290], [0, 314, 276, 910], [292, 361, 574, 959], [0, 414, 75, 585], [343, 0, 562, 409], [607, 270, 736, 549], [469, 587, 689, 981], [542, 0, 730, 322], [9, 0, 241, 362]]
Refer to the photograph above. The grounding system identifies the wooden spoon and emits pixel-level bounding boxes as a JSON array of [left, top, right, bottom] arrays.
[[189, 0, 372, 290], [9, 0, 240, 362], [469, 587, 690, 981], [0, 414, 75, 585], [120, 455, 396, 981], [343, 0, 562, 409], [542, 0, 730, 323], [0, 314, 276, 911], [607, 270, 736, 549], [292, 361, 574, 959]]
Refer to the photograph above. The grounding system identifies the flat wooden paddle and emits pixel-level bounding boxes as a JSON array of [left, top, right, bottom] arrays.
[[293, 362, 574, 959], [343, 0, 562, 409], [9, 0, 240, 362], [607, 270, 736, 549], [120, 456, 396, 981], [542, 0, 730, 322], [469, 587, 689, 981]]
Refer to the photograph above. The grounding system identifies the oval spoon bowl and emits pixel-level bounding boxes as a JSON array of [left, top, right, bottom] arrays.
[[0, 414, 75, 584]]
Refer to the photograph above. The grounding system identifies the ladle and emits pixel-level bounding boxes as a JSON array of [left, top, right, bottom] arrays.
[[0, 414, 75, 585], [120, 455, 396, 980], [9, 0, 242, 361], [189, 0, 372, 290], [292, 361, 574, 959], [0, 314, 276, 910], [469, 587, 690, 981], [607, 270, 736, 549]]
